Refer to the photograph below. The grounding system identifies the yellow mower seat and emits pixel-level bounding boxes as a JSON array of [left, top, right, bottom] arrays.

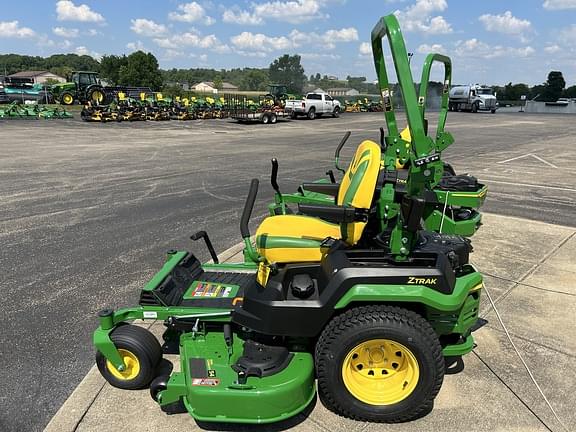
[[256, 140, 381, 263], [256, 215, 341, 263]]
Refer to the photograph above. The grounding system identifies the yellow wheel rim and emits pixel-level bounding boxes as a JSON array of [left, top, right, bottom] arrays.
[[92, 91, 104, 103], [62, 94, 73, 104], [106, 349, 141, 381], [341, 339, 419, 405]]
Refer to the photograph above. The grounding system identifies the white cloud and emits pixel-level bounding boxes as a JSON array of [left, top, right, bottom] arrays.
[[417, 43, 445, 54], [0, 21, 35, 38], [289, 27, 358, 50], [300, 53, 341, 60], [56, 1, 104, 23], [229, 26, 357, 53], [454, 38, 535, 59], [86, 29, 99, 36], [231, 32, 293, 52], [225, 0, 327, 26], [427, 16, 452, 34], [154, 29, 229, 52], [74, 45, 100, 59], [222, 10, 263, 25], [558, 24, 576, 45], [162, 49, 185, 60], [478, 11, 531, 39], [543, 0, 576, 10], [126, 41, 146, 52], [53, 27, 79, 38], [168, 2, 215, 25], [324, 27, 358, 42], [130, 19, 167, 37], [394, 0, 452, 34], [36, 35, 56, 47], [544, 44, 561, 53], [359, 42, 371, 56], [234, 50, 268, 58], [253, 0, 326, 24]]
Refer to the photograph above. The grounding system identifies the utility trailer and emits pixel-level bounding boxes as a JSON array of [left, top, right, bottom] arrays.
[[226, 94, 293, 124]]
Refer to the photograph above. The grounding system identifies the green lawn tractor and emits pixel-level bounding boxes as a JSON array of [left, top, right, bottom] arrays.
[[270, 49, 487, 239], [93, 14, 484, 425], [52, 71, 109, 106]]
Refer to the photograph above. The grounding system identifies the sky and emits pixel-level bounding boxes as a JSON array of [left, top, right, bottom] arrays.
[[0, 0, 575, 86]]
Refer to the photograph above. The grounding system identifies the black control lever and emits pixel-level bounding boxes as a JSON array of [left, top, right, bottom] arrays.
[[271, 158, 280, 194], [240, 179, 259, 239], [379, 127, 386, 151], [334, 131, 351, 173], [191, 230, 219, 264], [326, 169, 336, 183]]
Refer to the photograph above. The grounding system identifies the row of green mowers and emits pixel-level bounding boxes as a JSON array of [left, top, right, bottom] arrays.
[[92, 14, 486, 425], [0, 101, 72, 119]]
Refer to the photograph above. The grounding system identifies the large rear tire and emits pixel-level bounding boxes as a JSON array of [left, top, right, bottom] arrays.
[[88, 86, 106, 105], [315, 305, 444, 423], [96, 325, 162, 390], [307, 107, 316, 120]]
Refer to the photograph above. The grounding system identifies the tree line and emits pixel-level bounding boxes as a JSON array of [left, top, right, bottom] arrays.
[[2, 52, 574, 101], [493, 71, 575, 102]]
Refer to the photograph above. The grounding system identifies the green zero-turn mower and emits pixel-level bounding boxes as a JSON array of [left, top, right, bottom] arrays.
[[270, 39, 487, 239], [93, 14, 484, 424]]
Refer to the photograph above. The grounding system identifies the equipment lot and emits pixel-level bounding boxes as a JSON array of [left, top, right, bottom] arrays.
[[1, 112, 575, 431]]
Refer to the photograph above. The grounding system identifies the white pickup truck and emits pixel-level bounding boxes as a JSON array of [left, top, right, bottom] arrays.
[[285, 93, 341, 119]]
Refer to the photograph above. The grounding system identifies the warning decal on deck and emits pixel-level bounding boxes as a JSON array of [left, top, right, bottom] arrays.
[[191, 378, 220, 386], [184, 281, 238, 300]]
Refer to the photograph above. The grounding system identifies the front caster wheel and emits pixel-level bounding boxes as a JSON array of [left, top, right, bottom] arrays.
[[96, 325, 162, 390], [315, 305, 444, 422], [150, 375, 169, 401]]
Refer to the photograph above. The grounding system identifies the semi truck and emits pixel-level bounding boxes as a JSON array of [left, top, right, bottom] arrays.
[[449, 84, 497, 113]]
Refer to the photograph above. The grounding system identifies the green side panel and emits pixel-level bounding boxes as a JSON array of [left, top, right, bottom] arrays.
[[142, 251, 188, 292], [202, 262, 258, 271], [423, 209, 482, 236], [160, 330, 316, 424], [334, 270, 482, 311], [427, 286, 481, 335], [434, 186, 488, 209]]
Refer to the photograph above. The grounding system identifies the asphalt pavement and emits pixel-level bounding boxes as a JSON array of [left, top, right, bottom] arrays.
[[1, 111, 575, 431]]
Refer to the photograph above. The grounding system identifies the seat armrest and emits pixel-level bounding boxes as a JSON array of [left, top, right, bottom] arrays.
[[299, 182, 340, 196], [298, 204, 368, 223]]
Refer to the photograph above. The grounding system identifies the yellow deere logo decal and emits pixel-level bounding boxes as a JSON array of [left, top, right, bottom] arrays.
[[407, 276, 438, 285]]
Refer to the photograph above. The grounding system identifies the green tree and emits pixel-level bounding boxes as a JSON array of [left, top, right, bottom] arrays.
[[269, 54, 306, 94], [564, 85, 576, 99], [528, 84, 545, 100], [212, 75, 223, 91], [162, 83, 185, 98], [118, 51, 162, 90], [240, 69, 269, 91], [541, 71, 565, 102], [100, 55, 127, 86], [347, 76, 367, 91]]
